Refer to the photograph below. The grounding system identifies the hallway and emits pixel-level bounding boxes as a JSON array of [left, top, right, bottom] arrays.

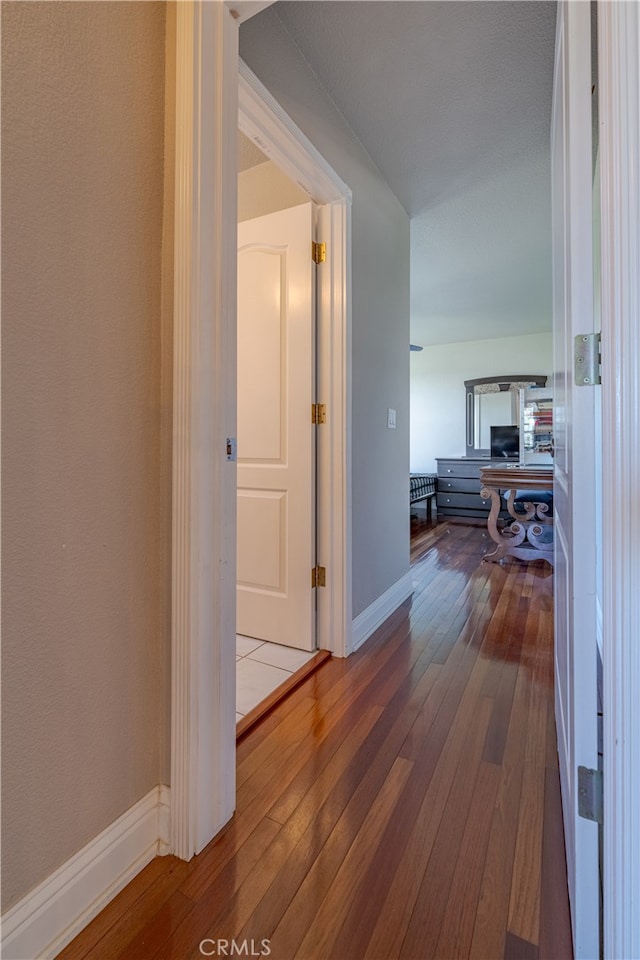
[[59, 521, 572, 960]]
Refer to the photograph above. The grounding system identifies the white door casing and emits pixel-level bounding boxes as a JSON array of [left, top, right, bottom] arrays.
[[171, 4, 352, 861], [172, 5, 640, 955], [238, 60, 353, 659], [551, 2, 600, 955], [237, 203, 317, 650], [598, 3, 640, 958], [170, 1, 238, 859]]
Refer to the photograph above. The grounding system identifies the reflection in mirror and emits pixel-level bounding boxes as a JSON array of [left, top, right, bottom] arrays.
[[465, 376, 547, 457], [475, 392, 515, 449]]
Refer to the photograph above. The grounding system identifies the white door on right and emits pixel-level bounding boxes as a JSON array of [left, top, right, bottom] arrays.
[[236, 203, 317, 651], [551, 2, 600, 956]]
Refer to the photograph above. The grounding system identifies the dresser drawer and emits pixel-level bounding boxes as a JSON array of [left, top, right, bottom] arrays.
[[437, 506, 495, 521], [436, 458, 486, 479], [434, 458, 500, 522], [436, 492, 492, 511], [437, 476, 479, 494]]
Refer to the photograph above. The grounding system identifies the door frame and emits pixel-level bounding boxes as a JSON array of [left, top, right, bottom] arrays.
[[551, 3, 599, 953], [598, 3, 640, 958], [238, 59, 353, 661], [170, 1, 352, 860], [554, 1, 640, 954], [169, 13, 640, 958]]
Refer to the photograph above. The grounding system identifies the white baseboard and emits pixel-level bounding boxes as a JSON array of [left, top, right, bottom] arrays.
[[350, 569, 413, 655], [1, 785, 171, 960]]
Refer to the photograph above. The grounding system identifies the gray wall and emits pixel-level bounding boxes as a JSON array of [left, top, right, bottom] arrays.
[[241, 10, 411, 618], [1, 1, 168, 909], [410, 332, 553, 471]]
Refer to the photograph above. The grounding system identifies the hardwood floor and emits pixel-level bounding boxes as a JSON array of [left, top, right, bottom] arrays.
[[59, 519, 573, 960]]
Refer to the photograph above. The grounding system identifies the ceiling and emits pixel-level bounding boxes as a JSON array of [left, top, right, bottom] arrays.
[[250, 1, 558, 346], [238, 130, 269, 172]]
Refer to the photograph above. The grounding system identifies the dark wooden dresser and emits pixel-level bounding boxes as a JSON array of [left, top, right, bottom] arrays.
[[436, 457, 505, 522]]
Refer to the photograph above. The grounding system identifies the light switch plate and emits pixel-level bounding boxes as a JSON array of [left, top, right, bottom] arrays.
[[387, 408, 396, 429]]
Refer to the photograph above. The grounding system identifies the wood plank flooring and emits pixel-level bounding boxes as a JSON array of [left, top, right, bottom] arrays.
[[59, 519, 573, 960]]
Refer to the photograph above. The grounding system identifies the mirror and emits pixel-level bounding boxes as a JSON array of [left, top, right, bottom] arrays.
[[465, 375, 547, 457], [475, 391, 515, 449]]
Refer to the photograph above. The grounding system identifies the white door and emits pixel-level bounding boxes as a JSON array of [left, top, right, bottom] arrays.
[[551, 2, 600, 955], [237, 203, 317, 651]]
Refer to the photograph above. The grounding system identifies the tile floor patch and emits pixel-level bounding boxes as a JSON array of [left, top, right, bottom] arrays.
[[247, 642, 315, 672], [236, 634, 264, 657], [236, 658, 292, 715]]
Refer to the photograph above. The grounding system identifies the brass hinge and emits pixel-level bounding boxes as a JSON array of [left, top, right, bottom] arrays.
[[312, 241, 326, 264], [312, 565, 326, 588], [578, 765, 603, 823], [575, 332, 602, 385], [312, 403, 326, 424]]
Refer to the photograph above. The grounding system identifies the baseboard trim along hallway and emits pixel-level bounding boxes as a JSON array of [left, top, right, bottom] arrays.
[[42, 523, 574, 960], [350, 569, 414, 654], [1, 786, 171, 960]]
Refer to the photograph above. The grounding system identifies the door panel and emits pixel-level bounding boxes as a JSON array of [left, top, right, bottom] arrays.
[[237, 489, 286, 591], [237, 249, 286, 463], [551, 3, 600, 955], [237, 203, 316, 650]]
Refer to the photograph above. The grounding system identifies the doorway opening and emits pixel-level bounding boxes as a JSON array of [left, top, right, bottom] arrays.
[[169, 9, 353, 861], [233, 63, 353, 735], [236, 133, 321, 724], [238, 58, 353, 660]]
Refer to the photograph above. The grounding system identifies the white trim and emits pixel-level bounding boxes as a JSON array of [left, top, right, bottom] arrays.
[[552, 5, 600, 953], [0, 787, 170, 960], [350, 571, 413, 655], [238, 61, 353, 658], [170, 0, 237, 861], [225, 1, 275, 25], [599, 3, 640, 957], [171, 9, 353, 862], [238, 61, 351, 204], [316, 200, 352, 658]]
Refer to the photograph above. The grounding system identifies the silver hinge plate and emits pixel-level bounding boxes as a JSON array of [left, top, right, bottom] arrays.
[[574, 332, 601, 385], [312, 565, 326, 588], [312, 403, 327, 424], [312, 241, 326, 264], [578, 765, 603, 823]]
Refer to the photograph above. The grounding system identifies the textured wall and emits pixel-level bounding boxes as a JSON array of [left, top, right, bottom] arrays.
[[1, 1, 167, 909], [240, 10, 411, 619], [410, 332, 554, 472], [238, 160, 308, 222]]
